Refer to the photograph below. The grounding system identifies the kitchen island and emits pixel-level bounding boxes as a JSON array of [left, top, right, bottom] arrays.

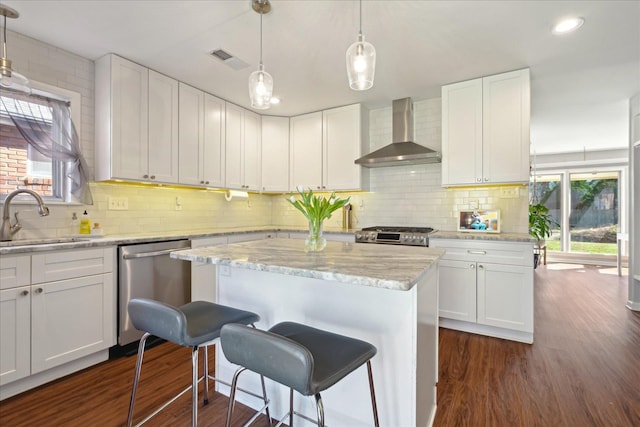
[[172, 238, 444, 426]]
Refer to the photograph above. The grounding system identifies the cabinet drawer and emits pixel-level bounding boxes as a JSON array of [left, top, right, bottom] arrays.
[[430, 239, 533, 267], [0, 255, 30, 289], [31, 247, 115, 284]]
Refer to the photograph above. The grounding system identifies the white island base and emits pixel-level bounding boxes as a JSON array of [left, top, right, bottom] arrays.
[[215, 264, 439, 426]]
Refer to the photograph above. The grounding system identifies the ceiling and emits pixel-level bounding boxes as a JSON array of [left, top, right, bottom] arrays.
[[4, 1, 639, 155]]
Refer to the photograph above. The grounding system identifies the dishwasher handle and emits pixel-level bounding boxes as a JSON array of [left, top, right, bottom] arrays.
[[122, 248, 185, 260]]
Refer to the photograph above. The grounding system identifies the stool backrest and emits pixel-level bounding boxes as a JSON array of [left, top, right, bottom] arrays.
[[128, 298, 188, 345], [221, 324, 315, 395]]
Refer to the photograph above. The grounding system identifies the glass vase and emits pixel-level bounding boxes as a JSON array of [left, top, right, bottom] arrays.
[[306, 218, 327, 252]]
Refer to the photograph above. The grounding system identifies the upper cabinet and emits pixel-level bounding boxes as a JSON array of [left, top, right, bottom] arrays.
[[225, 103, 261, 191], [261, 116, 290, 192], [177, 85, 226, 188], [96, 55, 179, 183], [441, 69, 530, 187], [290, 104, 368, 191]]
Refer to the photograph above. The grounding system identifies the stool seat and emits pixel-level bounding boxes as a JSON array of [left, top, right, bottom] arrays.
[[221, 321, 379, 426], [129, 299, 260, 347]]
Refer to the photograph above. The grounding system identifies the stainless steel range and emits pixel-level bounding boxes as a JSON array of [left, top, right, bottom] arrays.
[[355, 226, 437, 247]]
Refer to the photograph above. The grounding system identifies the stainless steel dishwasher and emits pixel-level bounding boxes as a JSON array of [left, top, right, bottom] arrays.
[[116, 239, 191, 350]]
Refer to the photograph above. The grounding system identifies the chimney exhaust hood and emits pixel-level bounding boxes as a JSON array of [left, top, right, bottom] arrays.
[[355, 97, 441, 168]]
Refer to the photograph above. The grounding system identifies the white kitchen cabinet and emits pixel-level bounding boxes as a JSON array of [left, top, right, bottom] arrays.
[[290, 111, 323, 190], [441, 68, 530, 186], [290, 105, 368, 191], [430, 238, 534, 343], [148, 70, 179, 183], [178, 83, 204, 186], [202, 93, 226, 188], [0, 285, 30, 386], [96, 55, 181, 184], [226, 103, 262, 191], [0, 248, 116, 398], [261, 116, 290, 192]]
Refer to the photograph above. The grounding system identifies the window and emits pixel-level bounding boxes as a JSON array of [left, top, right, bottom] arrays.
[[0, 82, 82, 203]]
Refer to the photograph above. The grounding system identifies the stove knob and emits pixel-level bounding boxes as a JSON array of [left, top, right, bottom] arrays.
[[355, 233, 362, 239], [412, 235, 417, 240]]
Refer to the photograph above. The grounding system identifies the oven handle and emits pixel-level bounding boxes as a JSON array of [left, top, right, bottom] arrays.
[[122, 248, 183, 260]]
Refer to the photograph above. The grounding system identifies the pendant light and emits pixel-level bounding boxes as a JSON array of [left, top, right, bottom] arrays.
[[248, 0, 273, 110], [346, 0, 376, 91], [0, 4, 30, 94]]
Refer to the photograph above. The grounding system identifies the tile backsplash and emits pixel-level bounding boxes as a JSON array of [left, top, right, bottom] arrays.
[[4, 30, 528, 239]]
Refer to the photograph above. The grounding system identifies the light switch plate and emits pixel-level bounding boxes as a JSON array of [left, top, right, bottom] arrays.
[[108, 196, 128, 210], [499, 187, 520, 198]]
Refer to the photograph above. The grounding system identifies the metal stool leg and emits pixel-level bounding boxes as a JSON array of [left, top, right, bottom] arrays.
[[289, 388, 294, 427], [191, 346, 198, 427], [314, 394, 325, 427], [366, 360, 380, 427], [225, 367, 247, 427], [203, 346, 210, 405], [127, 332, 150, 427]]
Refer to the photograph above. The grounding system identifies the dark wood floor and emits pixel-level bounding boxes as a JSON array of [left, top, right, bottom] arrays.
[[1, 264, 639, 426]]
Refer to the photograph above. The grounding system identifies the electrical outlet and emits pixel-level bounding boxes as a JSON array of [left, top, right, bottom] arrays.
[[108, 196, 128, 210], [175, 196, 183, 211], [499, 187, 520, 198]]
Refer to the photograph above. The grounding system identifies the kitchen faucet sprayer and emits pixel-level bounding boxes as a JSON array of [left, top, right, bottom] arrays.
[[1, 189, 50, 241]]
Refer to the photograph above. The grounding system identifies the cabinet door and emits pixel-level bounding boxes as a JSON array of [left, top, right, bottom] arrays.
[[191, 237, 227, 303], [477, 263, 533, 332], [243, 110, 262, 191], [31, 273, 115, 374], [438, 259, 477, 322], [110, 56, 149, 180], [261, 116, 290, 192], [178, 83, 204, 185], [148, 70, 179, 183], [482, 69, 530, 184], [202, 93, 226, 187], [290, 112, 323, 190], [0, 286, 30, 385], [441, 78, 483, 186], [225, 103, 244, 190], [323, 104, 363, 191]]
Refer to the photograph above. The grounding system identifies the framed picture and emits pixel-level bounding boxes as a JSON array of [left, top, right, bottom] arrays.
[[458, 210, 501, 233]]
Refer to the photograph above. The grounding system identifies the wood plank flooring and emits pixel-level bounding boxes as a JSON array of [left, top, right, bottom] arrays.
[[1, 264, 639, 426]]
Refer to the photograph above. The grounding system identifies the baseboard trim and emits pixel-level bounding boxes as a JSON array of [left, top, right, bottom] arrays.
[[440, 318, 533, 344]]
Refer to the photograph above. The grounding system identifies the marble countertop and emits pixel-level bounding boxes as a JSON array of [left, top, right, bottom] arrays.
[[431, 230, 534, 242], [171, 238, 445, 292], [0, 226, 356, 255]]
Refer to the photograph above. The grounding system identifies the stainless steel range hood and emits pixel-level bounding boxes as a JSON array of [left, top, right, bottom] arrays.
[[355, 97, 442, 168]]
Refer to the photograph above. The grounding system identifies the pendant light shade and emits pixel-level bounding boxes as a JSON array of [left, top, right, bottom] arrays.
[[249, 0, 273, 110], [0, 5, 30, 94], [346, 0, 375, 91]]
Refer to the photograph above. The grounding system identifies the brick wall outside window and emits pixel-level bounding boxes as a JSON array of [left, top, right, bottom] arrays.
[[0, 123, 53, 196]]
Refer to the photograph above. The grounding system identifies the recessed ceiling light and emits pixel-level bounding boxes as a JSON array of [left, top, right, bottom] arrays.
[[552, 17, 585, 35], [269, 97, 280, 105]]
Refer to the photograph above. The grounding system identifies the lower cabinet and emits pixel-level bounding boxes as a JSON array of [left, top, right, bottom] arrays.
[[431, 238, 534, 343], [0, 247, 116, 398], [190, 236, 227, 303]]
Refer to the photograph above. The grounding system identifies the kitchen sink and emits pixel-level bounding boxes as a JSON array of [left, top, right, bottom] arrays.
[[0, 237, 90, 248]]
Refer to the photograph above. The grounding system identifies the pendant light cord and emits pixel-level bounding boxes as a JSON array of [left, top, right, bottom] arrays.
[[259, 13, 263, 66], [358, 0, 363, 36], [2, 14, 7, 58]]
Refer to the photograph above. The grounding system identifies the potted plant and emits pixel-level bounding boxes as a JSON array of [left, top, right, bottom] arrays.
[[528, 203, 557, 268]]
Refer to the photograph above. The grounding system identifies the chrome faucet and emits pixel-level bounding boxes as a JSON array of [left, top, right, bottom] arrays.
[[1, 189, 50, 241]]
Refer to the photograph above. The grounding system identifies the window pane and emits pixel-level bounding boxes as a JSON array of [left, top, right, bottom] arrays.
[[530, 174, 562, 251], [0, 95, 59, 199], [569, 172, 618, 255]]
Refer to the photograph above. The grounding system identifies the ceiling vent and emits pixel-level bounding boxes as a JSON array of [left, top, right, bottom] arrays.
[[209, 49, 250, 70]]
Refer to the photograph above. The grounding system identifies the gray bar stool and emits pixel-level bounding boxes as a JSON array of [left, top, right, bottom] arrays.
[[126, 298, 270, 427], [221, 321, 380, 427]]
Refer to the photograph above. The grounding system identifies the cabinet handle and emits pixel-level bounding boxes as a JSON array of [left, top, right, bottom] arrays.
[[476, 177, 481, 183], [205, 181, 209, 185], [150, 175, 156, 180], [35, 288, 43, 294], [317, 186, 321, 190], [200, 180, 205, 184], [467, 250, 487, 255], [143, 174, 149, 179], [470, 264, 475, 269], [484, 177, 489, 182], [478, 264, 484, 269], [20, 290, 29, 296]]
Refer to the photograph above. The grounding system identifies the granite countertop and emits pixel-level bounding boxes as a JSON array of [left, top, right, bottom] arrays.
[[0, 226, 357, 255], [172, 238, 445, 292], [430, 230, 534, 243]]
